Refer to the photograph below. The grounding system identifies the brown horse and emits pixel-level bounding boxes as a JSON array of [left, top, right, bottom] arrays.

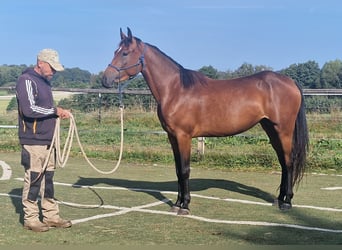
[[102, 28, 309, 214]]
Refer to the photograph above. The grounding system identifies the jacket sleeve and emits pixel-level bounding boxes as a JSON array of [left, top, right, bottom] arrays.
[[16, 76, 57, 119]]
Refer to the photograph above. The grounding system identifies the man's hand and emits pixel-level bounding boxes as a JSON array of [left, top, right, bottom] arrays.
[[56, 107, 71, 119]]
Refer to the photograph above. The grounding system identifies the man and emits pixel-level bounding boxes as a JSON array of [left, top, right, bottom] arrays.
[[16, 48, 72, 232]]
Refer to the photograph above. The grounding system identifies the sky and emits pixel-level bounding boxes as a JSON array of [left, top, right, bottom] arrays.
[[0, 0, 341, 74]]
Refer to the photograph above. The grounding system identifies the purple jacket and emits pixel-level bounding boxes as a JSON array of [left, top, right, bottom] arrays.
[[16, 68, 58, 145]]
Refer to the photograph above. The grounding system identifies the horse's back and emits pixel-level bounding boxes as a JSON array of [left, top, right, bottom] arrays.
[[227, 71, 301, 106], [228, 71, 298, 91], [202, 71, 300, 106]]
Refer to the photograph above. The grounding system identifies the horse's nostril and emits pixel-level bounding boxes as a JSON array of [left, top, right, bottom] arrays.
[[102, 75, 113, 88]]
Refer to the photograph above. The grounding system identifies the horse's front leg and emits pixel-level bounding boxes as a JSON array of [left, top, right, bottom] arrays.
[[167, 134, 182, 211], [168, 133, 191, 215]]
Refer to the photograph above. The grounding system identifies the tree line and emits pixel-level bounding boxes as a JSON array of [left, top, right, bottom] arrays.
[[1, 58, 342, 89], [199, 60, 342, 89]]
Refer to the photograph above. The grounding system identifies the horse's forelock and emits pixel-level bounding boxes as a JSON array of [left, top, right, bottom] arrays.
[[120, 36, 142, 47]]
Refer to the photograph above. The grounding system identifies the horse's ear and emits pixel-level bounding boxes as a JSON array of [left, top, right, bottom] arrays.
[[127, 27, 132, 41], [120, 28, 126, 40]]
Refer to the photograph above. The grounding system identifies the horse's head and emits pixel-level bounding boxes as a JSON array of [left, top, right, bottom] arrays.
[[102, 27, 145, 88]]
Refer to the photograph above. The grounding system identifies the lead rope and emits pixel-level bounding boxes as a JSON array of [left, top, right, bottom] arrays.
[[38, 64, 141, 178], [40, 105, 124, 176]]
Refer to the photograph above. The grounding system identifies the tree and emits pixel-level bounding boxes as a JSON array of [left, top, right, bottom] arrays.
[[320, 59, 342, 88], [232, 63, 255, 78], [52, 67, 92, 88], [225, 63, 272, 79], [198, 65, 219, 79], [281, 60, 320, 88], [0, 64, 27, 86]]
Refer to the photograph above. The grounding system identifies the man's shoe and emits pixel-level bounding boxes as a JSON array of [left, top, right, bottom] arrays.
[[24, 221, 49, 232], [44, 218, 72, 228]]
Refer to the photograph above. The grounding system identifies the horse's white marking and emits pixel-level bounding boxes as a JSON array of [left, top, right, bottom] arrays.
[[115, 46, 122, 54]]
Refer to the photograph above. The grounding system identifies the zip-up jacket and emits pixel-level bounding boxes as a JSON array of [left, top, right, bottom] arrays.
[[16, 68, 58, 145]]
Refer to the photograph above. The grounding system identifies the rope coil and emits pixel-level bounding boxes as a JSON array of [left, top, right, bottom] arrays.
[[42, 106, 124, 175]]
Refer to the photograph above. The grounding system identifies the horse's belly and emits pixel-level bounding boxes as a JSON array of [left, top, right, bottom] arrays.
[[195, 115, 261, 137]]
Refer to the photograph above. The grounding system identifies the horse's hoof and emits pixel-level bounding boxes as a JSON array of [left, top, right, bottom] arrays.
[[177, 208, 190, 216], [170, 206, 180, 213], [279, 202, 292, 210]]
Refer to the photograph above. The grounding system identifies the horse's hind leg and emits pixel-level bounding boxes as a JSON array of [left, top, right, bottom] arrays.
[[279, 165, 293, 210], [260, 119, 294, 210], [278, 131, 296, 210]]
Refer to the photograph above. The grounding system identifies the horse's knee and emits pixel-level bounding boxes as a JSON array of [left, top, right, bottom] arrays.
[[179, 165, 190, 179]]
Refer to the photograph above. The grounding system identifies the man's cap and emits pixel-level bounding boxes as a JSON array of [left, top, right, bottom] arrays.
[[37, 48, 64, 71]]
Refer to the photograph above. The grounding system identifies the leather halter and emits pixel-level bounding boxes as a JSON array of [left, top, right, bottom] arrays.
[[107, 44, 146, 80]]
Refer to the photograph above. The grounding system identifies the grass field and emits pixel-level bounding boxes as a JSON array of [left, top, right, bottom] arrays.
[[1, 92, 342, 245], [0, 152, 341, 246], [0, 95, 12, 115]]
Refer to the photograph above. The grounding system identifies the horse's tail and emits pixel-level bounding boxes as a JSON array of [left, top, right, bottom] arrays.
[[291, 83, 309, 186]]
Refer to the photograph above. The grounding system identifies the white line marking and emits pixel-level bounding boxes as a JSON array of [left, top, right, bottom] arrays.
[[134, 208, 342, 233], [74, 206, 342, 233], [183, 214, 342, 233], [0, 193, 21, 199], [321, 187, 342, 190], [0, 160, 12, 180], [312, 173, 342, 177], [71, 199, 170, 225], [1, 192, 341, 233], [292, 204, 341, 212]]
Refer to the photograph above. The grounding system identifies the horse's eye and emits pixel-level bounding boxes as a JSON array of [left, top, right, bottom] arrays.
[[122, 51, 129, 57]]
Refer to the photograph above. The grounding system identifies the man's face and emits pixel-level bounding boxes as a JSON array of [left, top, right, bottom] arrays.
[[37, 60, 56, 80]]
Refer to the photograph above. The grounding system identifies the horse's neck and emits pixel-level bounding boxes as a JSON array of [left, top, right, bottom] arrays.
[[141, 46, 180, 103]]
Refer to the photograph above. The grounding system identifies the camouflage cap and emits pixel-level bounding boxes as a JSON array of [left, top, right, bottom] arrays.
[[37, 48, 64, 71]]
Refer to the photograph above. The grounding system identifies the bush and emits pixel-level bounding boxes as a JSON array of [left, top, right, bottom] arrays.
[[6, 97, 17, 111]]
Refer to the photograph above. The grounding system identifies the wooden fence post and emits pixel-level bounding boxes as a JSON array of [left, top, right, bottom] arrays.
[[197, 137, 205, 158]]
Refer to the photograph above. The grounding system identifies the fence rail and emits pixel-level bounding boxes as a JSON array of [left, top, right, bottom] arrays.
[[2, 86, 342, 96], [303, 89, 342, 95]]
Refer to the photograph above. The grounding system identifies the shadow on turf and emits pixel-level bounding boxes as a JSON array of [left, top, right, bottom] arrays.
[[8, 188, 24, 225], [73, 177, 275, 207]]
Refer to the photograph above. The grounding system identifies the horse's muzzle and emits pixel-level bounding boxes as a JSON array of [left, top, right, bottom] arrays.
[[102, 75, 115, 88]]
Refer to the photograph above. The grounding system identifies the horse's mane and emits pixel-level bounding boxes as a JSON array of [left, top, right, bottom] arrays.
[[146, 42, 207, 88], [121, 37, 206, 88]]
